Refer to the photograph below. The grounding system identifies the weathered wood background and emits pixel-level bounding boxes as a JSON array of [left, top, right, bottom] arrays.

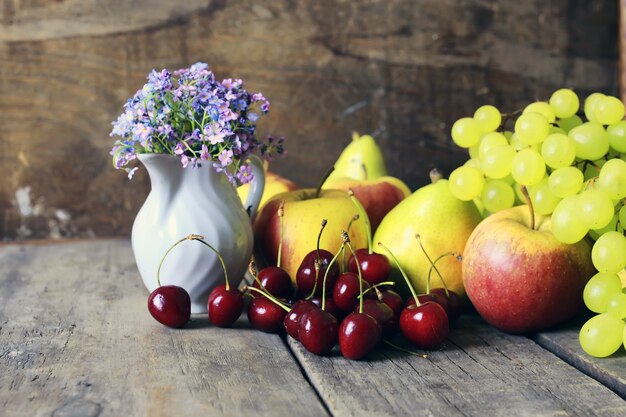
[[0, 0, 619, 240]]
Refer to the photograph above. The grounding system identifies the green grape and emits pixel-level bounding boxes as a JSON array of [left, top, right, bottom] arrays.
[[584, 92, 606, 122], [548, 166, 584, 198], [568, 122, 610, 160], [551, 196, 589, 244], [583, 272, 623, 313], [449, 166, 486, 201], [541, 133, 576, 168], [482, 145, 516, 179], [523, 101, 556, 123], [474, 105, 501, 132], [509, 133, 524, 151], [478, 132, 508, 160], [550, 126, 566, 135], [607, 121, 626, 153], [592, 231, 626, 274], [557, 115, 583, 133], [623, 322, 626, 351], [511, 148, 546, 186], [528, 177, 561, 215], [464, 158, 482, 171], [589, 214, 618, 240], [595, 96, 625, 125], [579, 313, 625, 358], [620, 205, 626, 229], [469, 144, 480, 159], [549, 88, 580, 118], [515, 112, 550, 145], [607, 292, 626, 319], [481, 180, 515, 213], [576, 189, 614, 230], [598, 158, 626, 200], [452, 117, 482, 148]]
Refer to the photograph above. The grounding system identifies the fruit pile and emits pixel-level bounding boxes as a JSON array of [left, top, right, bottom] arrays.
[[448, 89, 626, 357], [148, 193, 464, 360]]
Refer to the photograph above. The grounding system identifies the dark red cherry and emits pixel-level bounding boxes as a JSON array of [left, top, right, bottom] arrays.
[[430, 288, 464, 323], [400, 302, 449, 350], [309, 296, 343, 321], [376, 288, 404, 317], [347, 249, 391, 285], [253, 266, 292, 299], [247, 297, 288, 333], [148, 285, 191, 328], [332, 272, 372, 312], [406, 292, 449, 314], [338, 312, 381, 360], [207, 284, 244, 328], [356, 299, 398, 337], [284, 299, 317, 340], [296, 250, 339, 296], [298, 307, 339, 356]]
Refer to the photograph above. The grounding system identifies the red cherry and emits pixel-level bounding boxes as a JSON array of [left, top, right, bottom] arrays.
[[309, 296, 344, 321], [253, 266, 292, 299], [296, 250, 339, 296], [376, 288, 404, 317], [356, 299, 398, 338], [338, 312, 381, 360], [298, 307, 339, 356], [148, 285, 191, 328], [400, 302, 449, 350], [430, 288, 464, 323], [406, 292, 449, 314], [347, 249, 391, 285], [284, 300, 317, 340], [247, 296, 288, 333], [332, 272, 372, 312], [207, 284, 244, 328]]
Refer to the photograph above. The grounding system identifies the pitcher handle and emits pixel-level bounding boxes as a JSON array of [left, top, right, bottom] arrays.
[[244, 155, 266, 221]]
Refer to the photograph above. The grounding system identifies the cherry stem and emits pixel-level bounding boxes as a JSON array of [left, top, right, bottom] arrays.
[[315, 166, 335, 198], [315, 219, 328, 262], [426, 252, 460, 296], [321, 242, 345, 311], [429, 168, 442, 184], [343, 215, 359, 273], [520, 186, 536, 230], [378, 242, 420, 307], [358, 281, 395, 299], [305, 259, 321, 300], [245, 286, 291, 312], [248, 261, 264, 290], [345, 240, 364, 314], [277, 201, 285, 268], [383, 340, 428, 358], [348, 189, 372, 254], [415, 233, 444, 296]]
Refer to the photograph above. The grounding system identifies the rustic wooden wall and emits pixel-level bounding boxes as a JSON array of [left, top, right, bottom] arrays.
[[0, 0, 619, 240]]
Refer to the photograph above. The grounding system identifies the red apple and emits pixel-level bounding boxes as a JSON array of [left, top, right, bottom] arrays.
[[254, 189, 368, 283], [462, 206, 594, 333], [323, 177, 410, 231]]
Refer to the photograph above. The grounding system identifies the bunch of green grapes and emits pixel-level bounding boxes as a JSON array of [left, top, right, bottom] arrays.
[[448, 89, 626, 358]]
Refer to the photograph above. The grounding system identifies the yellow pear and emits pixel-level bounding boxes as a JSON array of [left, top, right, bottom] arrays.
[[373, 176, 482, 297], [325, 132, 387, 183]]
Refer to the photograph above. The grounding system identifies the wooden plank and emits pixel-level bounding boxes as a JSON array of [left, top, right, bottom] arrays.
[[288, 315, 626, 417], [0, 240, 329, 417], [533, 315, 626, 400]]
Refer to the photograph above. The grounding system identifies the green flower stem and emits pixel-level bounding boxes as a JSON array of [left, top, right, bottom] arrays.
[[378, 242, 420, 307], [348, 189, 372, 254]]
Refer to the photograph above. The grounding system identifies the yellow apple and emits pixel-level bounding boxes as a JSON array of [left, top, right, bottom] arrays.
[[238, 170, 298, 209]]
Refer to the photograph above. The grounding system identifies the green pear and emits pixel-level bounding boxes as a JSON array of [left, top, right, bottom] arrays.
[[373, 175, 482, 297], [325, 132, 387, 183]]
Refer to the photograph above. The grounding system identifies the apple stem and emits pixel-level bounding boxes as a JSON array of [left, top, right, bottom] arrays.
[[277, 201, 285, 269], [378, 242, 421, 307], [321, 242, 345, 311], [520, 186, 536, 230], [344, 235, 364, 314], [245, 286, 291, 312], [315, 166, 335, 198], [315, 219, 328, 263], [429, 168, 442, 184], [348, 189, 372, 254], [383, 340, 428, 358], [358, 281, 395, 299], [426, 252, 460, 296]]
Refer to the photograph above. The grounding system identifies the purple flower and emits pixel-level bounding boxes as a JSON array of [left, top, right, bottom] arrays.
[[147, 69, 172, 91], [202, 123, 227, 145], [218, 149, 233, 167], [132, 123, 153, 146], [236, 164, 254, 184], [200, 144, 210, 161], [174, 142, 185, 155]]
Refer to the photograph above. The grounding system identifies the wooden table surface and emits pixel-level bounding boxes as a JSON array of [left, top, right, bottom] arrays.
[[1, 239, 625, 417]]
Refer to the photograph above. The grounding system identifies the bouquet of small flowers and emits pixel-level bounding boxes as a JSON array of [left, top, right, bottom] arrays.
[[110, 62, 284, 184]]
